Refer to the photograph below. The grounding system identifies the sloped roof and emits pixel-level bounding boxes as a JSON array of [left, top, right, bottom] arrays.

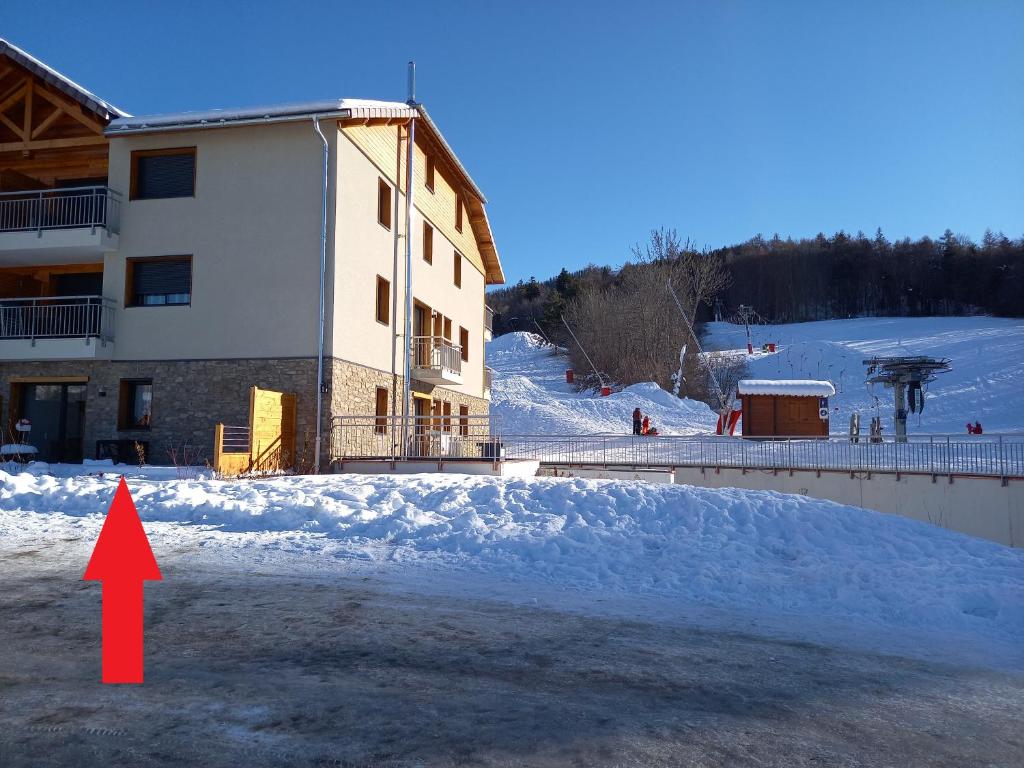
[[0, 38, 128, 121], [737, 379, 836, 397]]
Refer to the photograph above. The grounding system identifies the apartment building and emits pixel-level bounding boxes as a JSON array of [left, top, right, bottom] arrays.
[[0, 39, 502, 466]]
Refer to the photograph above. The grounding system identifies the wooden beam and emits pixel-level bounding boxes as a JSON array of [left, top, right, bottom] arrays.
[[30, 104, 63, 139], [0, 135, 106, 153], [0, 111, 20, 139], [0, 81, 27, 114], [22, 79, 32, 145], [33, 87, 104, 134]]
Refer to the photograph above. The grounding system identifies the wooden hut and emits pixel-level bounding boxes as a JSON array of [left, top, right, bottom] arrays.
[[737, 380, 835, 437]]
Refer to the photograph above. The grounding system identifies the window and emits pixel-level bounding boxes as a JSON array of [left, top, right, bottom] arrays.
[[119, 379, 153, 430], [375, 276, 390, 325], [455, 193, 463, 232], [459, 326, 469, 362], [377, 177, 392, 230], [425, 155, 435, 193], [442, 401, 452, 432], [431, 398, 442, 430], [454, 251, 462, 288], [443, 316, 452, 341], [126, 256, 192, 306], [459, 405, 469, 436], [423, 222, 433, 264], [374, 387, 389, 434], [131, 148, 196, 200]]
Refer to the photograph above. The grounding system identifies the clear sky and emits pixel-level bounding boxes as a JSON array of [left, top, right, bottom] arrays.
[[3, 1, 1022, 284]]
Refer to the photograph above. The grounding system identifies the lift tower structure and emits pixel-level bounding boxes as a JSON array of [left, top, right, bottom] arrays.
[[863, 356, 952, 442]]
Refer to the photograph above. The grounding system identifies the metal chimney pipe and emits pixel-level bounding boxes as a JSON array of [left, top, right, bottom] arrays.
[[407, 61, 416, 106]]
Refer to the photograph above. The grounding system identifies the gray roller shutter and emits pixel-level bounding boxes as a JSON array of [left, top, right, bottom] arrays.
[[133, 259, 191, 297], [135, 153, 195, 199]]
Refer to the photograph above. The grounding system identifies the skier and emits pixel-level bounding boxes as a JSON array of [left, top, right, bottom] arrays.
[[632, 408, 642, 436], [849, 412, 860, 444], [641, 415, 651, 435], [973, 421, 983, 435], [966, 422, 975, 435]]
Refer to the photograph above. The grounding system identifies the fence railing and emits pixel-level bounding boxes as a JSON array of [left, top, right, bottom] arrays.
[[500, 433, 1024, 479], [331, 417, 1024, 478], [332, 414, 500, 462], [484, 305, 494, 333], [410, 335, 463, 377], [0, 295, 115, 343], [0, 186, 122, 235]]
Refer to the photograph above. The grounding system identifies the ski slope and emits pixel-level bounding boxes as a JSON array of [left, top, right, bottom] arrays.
[[705, 316, 1024, 434], [487, 332, 714, 434]]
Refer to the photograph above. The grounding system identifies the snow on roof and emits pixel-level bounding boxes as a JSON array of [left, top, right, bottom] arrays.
[[106, 98, 416, 133], [737, 379, 836, 397], [0, 38, 128, 120]]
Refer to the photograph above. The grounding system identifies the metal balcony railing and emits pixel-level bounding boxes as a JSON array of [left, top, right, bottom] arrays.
[[484, 305, 494, 333], [0, 295, 115, 343], [484, 366, 494, 390], [332, 414, 500, 462], [411, 335, 463, 376], [0, 186, 122, 235]]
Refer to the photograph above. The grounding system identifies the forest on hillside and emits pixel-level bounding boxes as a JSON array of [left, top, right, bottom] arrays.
[[487, 228, 1024, 403]]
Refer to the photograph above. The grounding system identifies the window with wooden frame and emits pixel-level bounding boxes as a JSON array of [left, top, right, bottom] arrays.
[[425, 155, 435, 193], [443, 316, 452, 341], [459, 405, 470, 436], [459, 326, 469, 362], [423, 222, 433, 264], [130, 147, 196, 200], [453, 251, 462, 288], [374, 387, 389, 434], [375, 276, 390, 325], [442, 401, 452, 432], [455, 193, 463, 232], [377, 177, 392, 230], [118, 379, 153, 430], [125, 256, 192, 306]]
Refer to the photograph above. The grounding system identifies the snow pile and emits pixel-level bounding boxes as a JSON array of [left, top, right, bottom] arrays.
[[487, 332, 714, 434], [706, 316, 1024, 434], [1, 469, 1021, 649]]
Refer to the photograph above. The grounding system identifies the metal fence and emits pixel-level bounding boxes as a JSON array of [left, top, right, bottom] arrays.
[[410, 335, 463, 376], [500, 433, 1024, 479], [332, 414, 500, 461], [331, 415, 1024, 478], [0, 295, 115, 343], [0, 186, 122, 235]]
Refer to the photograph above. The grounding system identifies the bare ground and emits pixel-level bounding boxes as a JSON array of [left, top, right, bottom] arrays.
[[0, 541, 1022, 767]]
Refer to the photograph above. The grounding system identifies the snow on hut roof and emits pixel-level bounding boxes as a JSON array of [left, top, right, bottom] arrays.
[[0, 38, 129, 120], [737, 379, 836, 397]]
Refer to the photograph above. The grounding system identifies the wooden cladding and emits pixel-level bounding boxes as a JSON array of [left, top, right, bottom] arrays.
[[455, 192, 463, 232], [425, 154, 435, 192], [130, 147, 196, 200]]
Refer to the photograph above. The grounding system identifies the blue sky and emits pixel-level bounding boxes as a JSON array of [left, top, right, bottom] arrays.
[[3, 1, 1022, 284]]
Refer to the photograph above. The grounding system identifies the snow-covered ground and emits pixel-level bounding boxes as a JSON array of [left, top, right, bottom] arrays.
[[2, 469, 1021, 669], [706, 316, 1024, 434], [487, 332, 714, 434]]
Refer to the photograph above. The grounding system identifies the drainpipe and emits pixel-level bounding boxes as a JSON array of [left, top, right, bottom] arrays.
[[312, 115, 330, 472], [401, 63, 417, 459]]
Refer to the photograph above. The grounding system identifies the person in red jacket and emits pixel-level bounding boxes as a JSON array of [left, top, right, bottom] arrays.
[[641, 415, 651, 435], [973, 421, 983, 435]]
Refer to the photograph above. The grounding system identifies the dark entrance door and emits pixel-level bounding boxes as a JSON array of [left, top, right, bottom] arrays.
[[20, 383, 87, 462]]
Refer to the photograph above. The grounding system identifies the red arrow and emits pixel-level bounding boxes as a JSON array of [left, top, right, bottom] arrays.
[[83, 477, 162, 684]]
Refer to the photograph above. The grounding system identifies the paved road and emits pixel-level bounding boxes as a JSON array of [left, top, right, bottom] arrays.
[[1, 551, 1022, 768]]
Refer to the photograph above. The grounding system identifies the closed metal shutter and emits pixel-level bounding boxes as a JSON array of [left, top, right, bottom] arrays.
[[133, 259, 191, 297], [135, 153, 195, 199]]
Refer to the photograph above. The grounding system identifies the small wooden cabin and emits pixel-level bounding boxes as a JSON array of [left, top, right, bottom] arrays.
[[737, 380, 835, 437]]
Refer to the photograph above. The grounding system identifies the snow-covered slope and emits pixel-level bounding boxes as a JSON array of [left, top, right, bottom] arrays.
[[705, 316, 1024, 434], [487, 332, 714, 434], [1, 470, 1021, 665]]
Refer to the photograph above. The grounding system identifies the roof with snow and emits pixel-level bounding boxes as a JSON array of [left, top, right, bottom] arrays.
[[737, 379, 836, 397], [0, 38, 128, 121]]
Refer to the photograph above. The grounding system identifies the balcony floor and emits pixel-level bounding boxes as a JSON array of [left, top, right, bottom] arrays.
[[412, 366, 464, 386], [0, 336, 112, 361], [0, 228, 118, 264]]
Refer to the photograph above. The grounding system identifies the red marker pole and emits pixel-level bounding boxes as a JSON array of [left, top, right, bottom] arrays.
[[84, 477, 162, 684]]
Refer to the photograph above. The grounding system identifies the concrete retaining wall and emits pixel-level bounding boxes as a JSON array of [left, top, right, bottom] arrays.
[[672, 466, 1023, 547]]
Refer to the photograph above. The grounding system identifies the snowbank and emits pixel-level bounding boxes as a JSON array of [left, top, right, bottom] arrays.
[[487, 332, 715, 434], [1, 469, 1020, 649], [706, 316, 1024, 434]]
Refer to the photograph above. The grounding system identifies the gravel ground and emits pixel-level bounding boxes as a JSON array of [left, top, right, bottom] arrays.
[[1, 535, 1022, 768]]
